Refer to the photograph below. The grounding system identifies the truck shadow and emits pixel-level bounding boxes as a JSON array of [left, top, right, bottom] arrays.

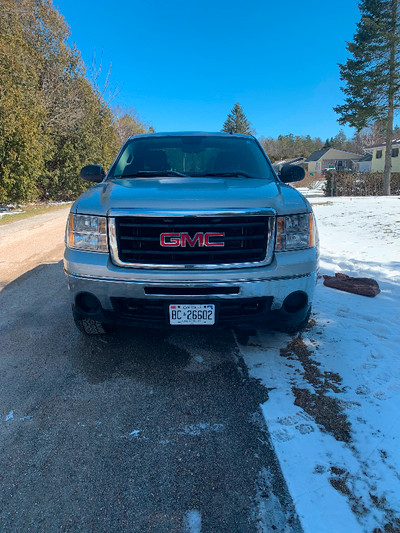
[[72, 323, 243, 387], [0, 259, 249, 386]]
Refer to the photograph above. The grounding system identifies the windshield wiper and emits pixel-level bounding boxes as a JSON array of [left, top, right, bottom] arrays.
[[196, 171, 257, 179], [113, 170, 187, 178]]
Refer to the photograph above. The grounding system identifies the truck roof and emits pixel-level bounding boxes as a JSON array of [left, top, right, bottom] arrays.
[[128, 131, 253, 140]]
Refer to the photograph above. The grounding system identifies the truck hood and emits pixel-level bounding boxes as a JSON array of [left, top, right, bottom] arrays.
[[72, 177, 310, 216]]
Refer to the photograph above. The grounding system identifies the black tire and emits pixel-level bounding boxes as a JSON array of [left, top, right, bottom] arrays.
[[276, 307, 312, 335], [235, 331, 251, 346], [73, 315, 115, 335], [235, 328, 257, 346]]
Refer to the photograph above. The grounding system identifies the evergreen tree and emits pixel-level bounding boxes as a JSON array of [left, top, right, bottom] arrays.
[[259, 134, 323, 162], [0, 0, 120, 203], [334, 0, 400, 194], [0, 0, 45, 202], [222, 102, 252, 135]]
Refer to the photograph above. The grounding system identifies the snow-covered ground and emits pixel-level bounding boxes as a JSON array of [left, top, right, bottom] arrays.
[[240, 197, 400, 533], [296, 181, 326, 197], [0, 206, 23, 219], [0, 202, 71, 219]]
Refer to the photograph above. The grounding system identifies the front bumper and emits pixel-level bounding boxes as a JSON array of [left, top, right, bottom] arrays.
[[64, 247, 318, 329]]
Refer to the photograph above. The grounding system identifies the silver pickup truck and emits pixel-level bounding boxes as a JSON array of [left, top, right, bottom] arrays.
[[64, 132, 318, 334]]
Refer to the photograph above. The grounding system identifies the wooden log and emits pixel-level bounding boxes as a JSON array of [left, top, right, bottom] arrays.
[[323, 273, 380, 297]]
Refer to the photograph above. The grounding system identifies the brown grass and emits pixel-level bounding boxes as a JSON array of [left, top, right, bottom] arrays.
[[0, 203, 72, 226], [281, 337, 351, 442]]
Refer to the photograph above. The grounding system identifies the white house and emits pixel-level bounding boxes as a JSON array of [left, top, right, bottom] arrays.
[[304, 148, 363, 176]]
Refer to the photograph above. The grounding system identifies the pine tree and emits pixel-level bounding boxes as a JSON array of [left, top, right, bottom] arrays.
[[222, 102, 252, 135], [0, 0, 120, 202], [334, 0, 400, 195]]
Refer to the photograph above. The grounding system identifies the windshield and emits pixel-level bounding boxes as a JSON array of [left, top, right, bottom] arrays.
[[109, 135, 276, 181]]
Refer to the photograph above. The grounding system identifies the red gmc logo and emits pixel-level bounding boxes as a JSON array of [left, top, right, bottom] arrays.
[[160, 232, 225, 247]]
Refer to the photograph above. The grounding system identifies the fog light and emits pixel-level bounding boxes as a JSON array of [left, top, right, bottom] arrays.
[[76, 293, 101, 314], [283, 291, 308, 313]]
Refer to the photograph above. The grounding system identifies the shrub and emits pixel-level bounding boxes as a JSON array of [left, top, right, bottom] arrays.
[[324, 171, 400, 196]]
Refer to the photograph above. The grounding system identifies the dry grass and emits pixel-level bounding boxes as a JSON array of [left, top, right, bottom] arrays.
[[292, 172, 326, 189], [0, 203, 72, 226], [281, 337, 351, 442]]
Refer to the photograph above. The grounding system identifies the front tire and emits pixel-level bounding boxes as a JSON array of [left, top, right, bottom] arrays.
[[73, 313, 115, 335], [276, 307, 312, 335]]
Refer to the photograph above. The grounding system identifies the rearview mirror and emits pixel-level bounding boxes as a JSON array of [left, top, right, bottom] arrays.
[[80, 165, 105, 183], [279, 164, 305, 183]]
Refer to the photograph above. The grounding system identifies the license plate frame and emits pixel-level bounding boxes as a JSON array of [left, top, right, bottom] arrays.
[[169, 304, 215, 325]]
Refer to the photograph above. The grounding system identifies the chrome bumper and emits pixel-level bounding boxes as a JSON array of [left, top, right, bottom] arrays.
[[64, 247, 318, 312]]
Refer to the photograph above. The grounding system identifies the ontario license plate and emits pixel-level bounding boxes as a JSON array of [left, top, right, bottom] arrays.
[[169, 304, 215, 325]]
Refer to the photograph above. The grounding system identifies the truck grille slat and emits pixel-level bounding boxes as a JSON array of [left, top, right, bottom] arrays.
[[111, 297, 273, 324], [114, 215, 271, 266], [118, 221, 267, 229]]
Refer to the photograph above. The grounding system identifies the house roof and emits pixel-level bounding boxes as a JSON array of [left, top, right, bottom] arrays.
[[368, 138, 400, 149], [304, 148, 363, 163], [273, 157, 306, 166], [359, 153, 372, 162], [304, 148, 329, 162]]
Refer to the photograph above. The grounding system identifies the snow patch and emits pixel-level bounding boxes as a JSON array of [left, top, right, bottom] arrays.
[[183, 510, 202, 533], [239, 197, 400, 533]]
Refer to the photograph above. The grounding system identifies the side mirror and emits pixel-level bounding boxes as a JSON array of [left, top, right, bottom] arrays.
[[80, 165, 105, 183], [279, 164, 305, 183]]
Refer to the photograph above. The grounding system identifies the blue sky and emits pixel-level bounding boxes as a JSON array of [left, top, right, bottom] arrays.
[[55, 0, 361, 140]]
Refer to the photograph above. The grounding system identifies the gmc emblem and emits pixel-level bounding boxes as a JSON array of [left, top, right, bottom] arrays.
[[160, 232, 225, 247]]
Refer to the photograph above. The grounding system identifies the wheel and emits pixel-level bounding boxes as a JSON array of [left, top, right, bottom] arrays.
[[235, 330, 251, 346], [235, 328, 257, 345], [73, 314, 115, 335], [276, 307, 312, 335]]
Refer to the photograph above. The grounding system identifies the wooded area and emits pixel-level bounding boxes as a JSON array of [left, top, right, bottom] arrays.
[[334, 0, 400, 194], [0, 0, 152, 204], [2, 0, 398, 204]]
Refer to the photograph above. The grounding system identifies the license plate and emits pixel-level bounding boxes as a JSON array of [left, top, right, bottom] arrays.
[[169, 304, 215, 325]]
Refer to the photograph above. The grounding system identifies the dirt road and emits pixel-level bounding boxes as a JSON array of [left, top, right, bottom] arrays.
[[0, 207, 70, 289]]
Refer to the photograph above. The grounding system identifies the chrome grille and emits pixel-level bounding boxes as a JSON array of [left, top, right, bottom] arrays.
[[108, 210, 276, 269]]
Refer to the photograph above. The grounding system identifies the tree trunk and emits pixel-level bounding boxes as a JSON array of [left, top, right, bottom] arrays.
[[383, 101, 394, 196], [383, 0, 398, 196]]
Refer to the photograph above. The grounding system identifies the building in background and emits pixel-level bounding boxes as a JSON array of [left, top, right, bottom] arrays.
[[304, 148, 363, 176], [272, 157, 306, 174], [369, 139, 400, 172], [354, 153, 372, 172]]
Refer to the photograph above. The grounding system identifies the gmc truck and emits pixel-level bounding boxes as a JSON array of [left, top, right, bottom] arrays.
[[64, 132, 318, 334]]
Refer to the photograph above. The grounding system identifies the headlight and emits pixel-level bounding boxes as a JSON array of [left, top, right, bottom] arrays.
[[276, 213, 317, 251], [66, 214, 108, 252]]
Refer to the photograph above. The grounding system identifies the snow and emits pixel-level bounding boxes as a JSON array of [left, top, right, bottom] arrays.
[[296, 181, 326, 197], [0, 201, 70, 219], [183, 510, 202, 533], [239, 196, 400, 533], [0, 207, 23, 219]]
